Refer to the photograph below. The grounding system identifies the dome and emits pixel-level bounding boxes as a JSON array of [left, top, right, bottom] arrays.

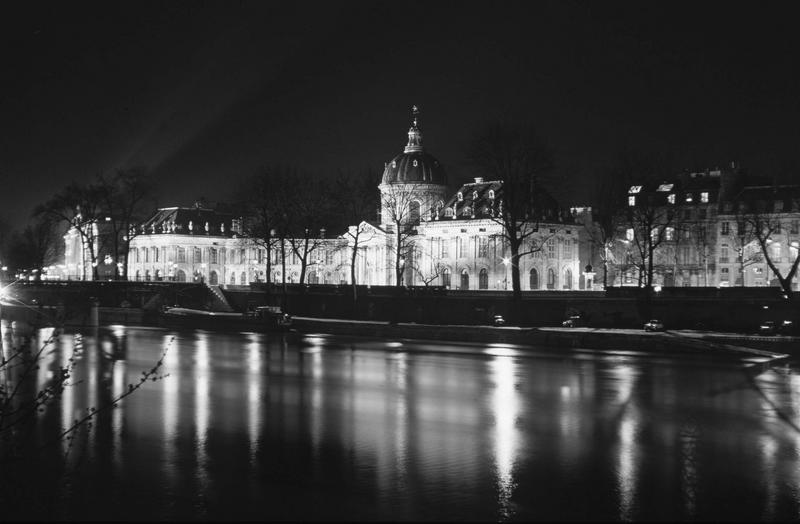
[[380, 106, 447, 186], [382, 151, 447, 185]]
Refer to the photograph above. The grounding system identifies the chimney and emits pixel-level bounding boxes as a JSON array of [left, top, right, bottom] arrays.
[[474, 177, 484, 184], [320, 228, 326, 239]]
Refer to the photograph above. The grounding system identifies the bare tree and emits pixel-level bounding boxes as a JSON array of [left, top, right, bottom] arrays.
[[621, 193, 675, 290], [238, 166, 294, 286], [330, 169, 378, 302], [412, 258, 448, 287], [35, 182, 105, 280], [285, 172, 333, 285], [6, 216, 60, 279], [380, 182, 424, 286], [468, 122, 555, 300], [96, 167, 155, 279], [738, 194, 800, 297], [586, 165, 633, 288]]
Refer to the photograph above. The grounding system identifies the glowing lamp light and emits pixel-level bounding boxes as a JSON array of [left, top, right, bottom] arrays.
[[654, 285, 662, 293], [502, 257, 510, 266]]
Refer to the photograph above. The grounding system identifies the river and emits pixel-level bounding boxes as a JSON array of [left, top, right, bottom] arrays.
[[2, 320, 800, 521]]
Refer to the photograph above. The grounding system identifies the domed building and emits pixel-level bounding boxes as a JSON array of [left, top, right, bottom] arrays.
[[117, 105, 585, 292], [378, 106, 448, 228]]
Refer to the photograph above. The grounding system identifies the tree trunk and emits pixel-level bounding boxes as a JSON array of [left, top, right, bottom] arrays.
[[350, 236, 359, 308], [510, 238, 522, 301]]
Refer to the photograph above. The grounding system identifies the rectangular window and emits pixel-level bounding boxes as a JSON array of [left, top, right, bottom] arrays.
[[194, 248, 201, 264], [681, 246, 691, 264], [721, 222, 730, 235], [441, 238, 449, 258], [720, 245, 729, 263], [665, 227, 674, 241], [685, 193, 693, 203], [668, 194, 676, 204], [177, 247, 186, 263], [478, 237, 488, 258], [628, 196, 636, 207], [563, 241, 572, 259], [792, 220, 799, 234], [701, 192, 709, 203], [626, 228, 634, 241], [325, 249, 334, 265], [546, 238, 556, 258], [210, 248, 218, 264]]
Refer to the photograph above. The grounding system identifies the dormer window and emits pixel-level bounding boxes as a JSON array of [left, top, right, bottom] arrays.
[[462, 206, 472, 217], [188, 221, 193, 231], [445, 208, 454, 218], [488, 189, 495, 200], [204, 221, 209, 232], [628, 196, 636, 207], [457, 192, 463, 202], [412, 160, 418, 167], [668, 194, 676, 204], [472, 191, 478, 200], [392, 160, 396, 168]]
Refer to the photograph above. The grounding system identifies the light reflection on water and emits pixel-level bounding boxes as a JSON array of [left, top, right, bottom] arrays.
[[4, 320, 800, 521]]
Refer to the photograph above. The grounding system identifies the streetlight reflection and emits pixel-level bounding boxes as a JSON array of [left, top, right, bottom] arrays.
[[490, 355, 519, 521]]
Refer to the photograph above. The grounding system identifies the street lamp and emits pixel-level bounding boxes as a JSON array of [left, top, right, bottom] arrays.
[[501, 257, 510, 290]]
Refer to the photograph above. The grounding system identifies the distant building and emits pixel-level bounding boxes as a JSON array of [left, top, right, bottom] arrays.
[[610, 166, 800, 289]]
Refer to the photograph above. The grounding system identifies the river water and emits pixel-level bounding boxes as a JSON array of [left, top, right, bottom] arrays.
[[3, 320, 800, 521]]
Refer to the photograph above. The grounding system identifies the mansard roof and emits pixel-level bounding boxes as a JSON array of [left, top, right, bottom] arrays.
[[137, 206, 238, 237], [434, 179, 575, 223]]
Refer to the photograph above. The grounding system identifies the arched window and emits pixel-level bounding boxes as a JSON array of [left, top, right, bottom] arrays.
[[324, 272, 332, 285], [547, 268, 556, 289], [479, 268, 489, 290], [155, 269, 162, 281], [529, 268, 539, 290], [209, 271, 218, 285], [410, 201, 420, 224], [145, 269, 151, 281], [135, 270, 141, 281], [445, 208, 454, 218], [457, 192, 463, 202], [240, 271, 247, 285], [488, 189, 495, 200], [442, 268, 451, 288], [175, 269, 186, 282], [460, 269, 469, 290], [563, 268, 572, 290]]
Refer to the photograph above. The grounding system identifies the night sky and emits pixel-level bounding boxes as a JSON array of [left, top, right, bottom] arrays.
[[2, 1, 799, 232]]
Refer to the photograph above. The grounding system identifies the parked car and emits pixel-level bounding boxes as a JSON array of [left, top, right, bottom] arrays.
[[562, 315, 585, 328], [759, 320, 794, 336], [643, 319, 665, 332]]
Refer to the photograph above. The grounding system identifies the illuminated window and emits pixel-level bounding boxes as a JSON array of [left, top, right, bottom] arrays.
[[657, 183, 674, 192], [685, 193, 693, 203], [546, 238, 556, 258], [478, 237, 488, 258], [626, 228, 634, 241], [701, 192, 709, 203], [488, 190, 495, 199], [457, 192, 463, 202], [665, 227, 674, 241], [628, 196, 636, 207], [412, 160, 418, 167], [441, 238, 449, 258], [629, 185, 642, 194], [472, 191, 478, 200], [668, 194, 676, 204]]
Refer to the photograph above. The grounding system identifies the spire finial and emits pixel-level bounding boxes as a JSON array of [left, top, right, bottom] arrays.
[[404, 105, 424, 153]]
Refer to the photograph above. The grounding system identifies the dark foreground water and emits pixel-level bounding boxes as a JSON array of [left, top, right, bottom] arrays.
[[3, 320, 800, 521]]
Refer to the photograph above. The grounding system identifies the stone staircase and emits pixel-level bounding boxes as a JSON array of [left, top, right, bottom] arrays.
[[205, 284, 235, 312]]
